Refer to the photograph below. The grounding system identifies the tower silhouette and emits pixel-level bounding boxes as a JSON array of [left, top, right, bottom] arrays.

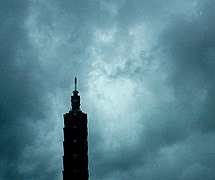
[[62, 77, 89, 179]]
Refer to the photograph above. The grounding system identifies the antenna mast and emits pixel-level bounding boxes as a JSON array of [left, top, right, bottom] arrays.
[[75, 77, 77, 91]]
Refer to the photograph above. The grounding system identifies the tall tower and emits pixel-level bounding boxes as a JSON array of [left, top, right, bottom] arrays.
[[62, 77, 89, 180]]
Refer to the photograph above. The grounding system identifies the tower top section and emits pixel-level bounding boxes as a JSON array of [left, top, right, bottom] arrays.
[[71, 77, 80, 111]]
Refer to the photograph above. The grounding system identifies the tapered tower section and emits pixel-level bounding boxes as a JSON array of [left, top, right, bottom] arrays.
[[63, 77, 89, 179]]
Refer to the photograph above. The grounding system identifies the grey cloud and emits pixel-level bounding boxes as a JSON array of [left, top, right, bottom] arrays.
[[87, 1, 215, 179]]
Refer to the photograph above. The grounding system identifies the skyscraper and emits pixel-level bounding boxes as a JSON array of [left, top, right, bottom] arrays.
[[62, 77, 89, 179]]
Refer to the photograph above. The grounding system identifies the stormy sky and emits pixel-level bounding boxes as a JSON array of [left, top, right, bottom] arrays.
[[0, 0, 215, 179]]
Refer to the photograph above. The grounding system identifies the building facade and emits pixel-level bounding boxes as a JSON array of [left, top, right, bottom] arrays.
[[62, 78, 89, 179]]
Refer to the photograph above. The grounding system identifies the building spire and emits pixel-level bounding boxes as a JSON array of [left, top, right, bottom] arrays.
[[75, 77, 77, 91], [71, 77, 80, 111]]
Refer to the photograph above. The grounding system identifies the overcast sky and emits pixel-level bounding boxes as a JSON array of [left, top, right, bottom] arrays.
[[1, 0, 215, 179]]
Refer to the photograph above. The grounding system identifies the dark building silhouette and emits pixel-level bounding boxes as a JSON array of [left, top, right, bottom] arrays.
[[62, 77, 89, 180]]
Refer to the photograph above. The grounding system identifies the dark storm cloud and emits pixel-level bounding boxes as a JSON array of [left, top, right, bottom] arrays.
[[1, 0, 215, 180], [161, 1, 215, 132], [0, 0, 33, 178], [0, 0, 59, 179]]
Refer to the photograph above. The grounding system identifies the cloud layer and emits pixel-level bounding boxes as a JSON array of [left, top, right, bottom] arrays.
[[0, 0, 215, 179]]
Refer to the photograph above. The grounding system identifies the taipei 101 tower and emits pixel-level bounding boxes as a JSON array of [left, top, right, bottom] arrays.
[[62, 77, 89, 179]]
